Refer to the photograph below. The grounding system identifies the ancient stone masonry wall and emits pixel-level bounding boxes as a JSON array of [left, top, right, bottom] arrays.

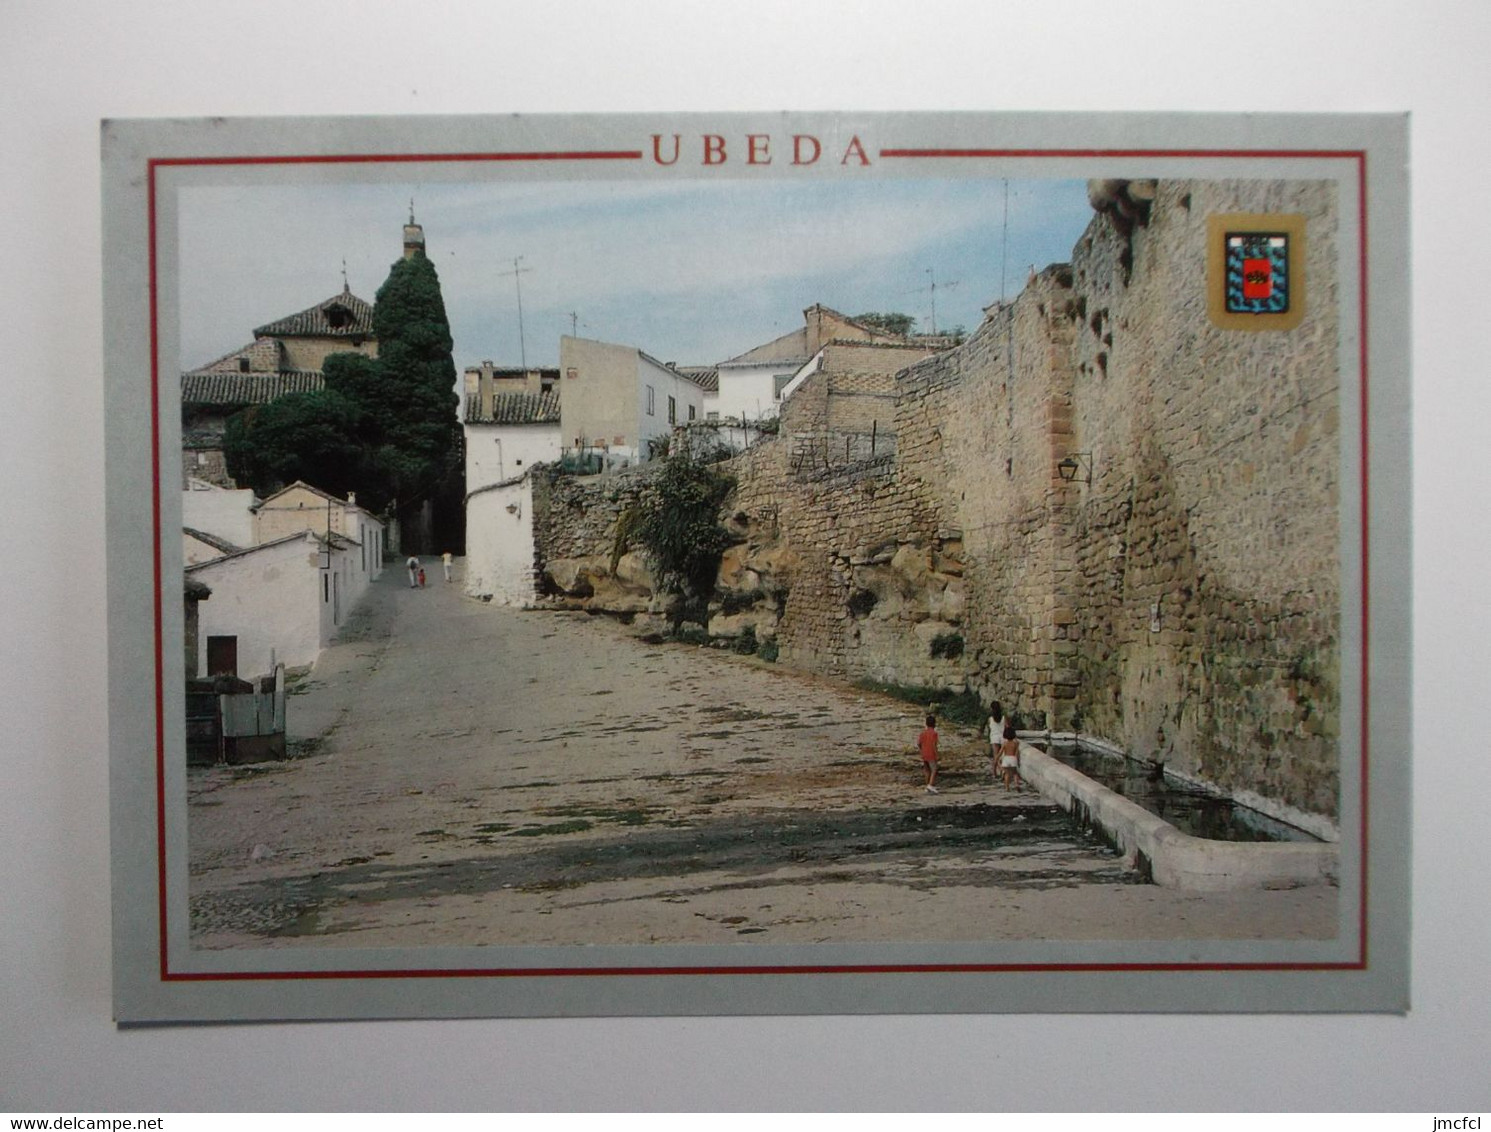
[[892, 269, 1081, 728], [1060, 180, 1340, 818], [725, 440, 965, 689], [529, 466, 659, 614]]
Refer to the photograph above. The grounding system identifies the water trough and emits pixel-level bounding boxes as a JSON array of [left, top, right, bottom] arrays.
[[1017, 740, 1339, 891]]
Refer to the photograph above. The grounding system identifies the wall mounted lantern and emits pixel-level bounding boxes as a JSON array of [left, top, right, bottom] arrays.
[[1057, 452, 1093, 485]]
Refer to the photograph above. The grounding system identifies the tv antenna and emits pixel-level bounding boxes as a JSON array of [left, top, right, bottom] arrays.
[[905, 268, 960, 335], [496, 256, 533, 368]]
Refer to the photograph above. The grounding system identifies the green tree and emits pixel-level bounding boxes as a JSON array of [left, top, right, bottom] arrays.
[[223, 389, 365, 500], [226, 249, 464, 540], [633, 452, 736, 623], [853, 311, 915, 336], [365, 253, 462, 513]]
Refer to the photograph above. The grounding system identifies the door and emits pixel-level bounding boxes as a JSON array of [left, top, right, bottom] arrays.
[[206, 635, 238, 677]]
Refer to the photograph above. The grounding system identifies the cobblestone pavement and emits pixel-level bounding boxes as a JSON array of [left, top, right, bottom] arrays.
[[187, 559, 1337, 949]]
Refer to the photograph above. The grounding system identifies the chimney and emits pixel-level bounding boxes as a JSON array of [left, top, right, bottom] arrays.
[[480, 361, 494, 419]]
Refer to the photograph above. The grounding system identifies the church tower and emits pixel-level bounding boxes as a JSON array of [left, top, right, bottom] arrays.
[[403, 202, 426, 260]]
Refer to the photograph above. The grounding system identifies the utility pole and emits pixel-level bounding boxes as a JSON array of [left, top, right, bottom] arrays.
[[497, 256, 533, 368], [1000, 178, 1010, 307]]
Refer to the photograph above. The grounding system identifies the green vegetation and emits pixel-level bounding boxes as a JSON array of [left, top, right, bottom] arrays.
[[222, 389, 366, 503], [853, 679, 986, 726], [225, 249, 462, 522], [633, 452, 736, 624], [853, 311, 916, 336], [929, 632, 965, 659]]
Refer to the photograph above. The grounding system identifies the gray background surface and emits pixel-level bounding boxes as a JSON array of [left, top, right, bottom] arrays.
[[3, 0, 1486, 1110]]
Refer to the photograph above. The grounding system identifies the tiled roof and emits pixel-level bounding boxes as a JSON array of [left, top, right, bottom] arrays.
[[673, 366, 719, 393], [252, 288, 375, 339], [183, 527, 243, 556], [253, 480, 355, 511], [465, 390, 561, 425], [181, 372, 325, 406]]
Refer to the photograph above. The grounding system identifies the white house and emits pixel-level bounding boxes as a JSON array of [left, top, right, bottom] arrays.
[[464, 473, 538, 606], [186, 530, 364, 677], [252, 481, 385, 582], [558, 335, 709, 464], [463, 382, 562, 493], [182, 477, 257, 547], [706, 305, 907, 427], [183, 526, 242, 566], [183, 479, 386, 678]]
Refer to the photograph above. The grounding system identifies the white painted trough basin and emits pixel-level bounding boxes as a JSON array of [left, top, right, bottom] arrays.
[[1018, 743, 1340, 892]]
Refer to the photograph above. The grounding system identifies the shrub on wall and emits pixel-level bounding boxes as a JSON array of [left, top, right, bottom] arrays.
[[633, 452, 736, 623], [930, 632, 965, 659]]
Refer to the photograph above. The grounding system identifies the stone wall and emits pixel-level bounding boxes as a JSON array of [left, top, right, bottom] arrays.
[[1059, 180, 1340, 816], [728, 178, 1341, 820], [521, 177, 1341, 822]]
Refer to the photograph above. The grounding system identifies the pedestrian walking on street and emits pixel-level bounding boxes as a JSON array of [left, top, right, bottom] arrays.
[[997, 723, 1024, 792], [442, 551, 453, 582], [918, 714, 940, 794], [406, 556, 419, 588], [418, 566, 427, 588]]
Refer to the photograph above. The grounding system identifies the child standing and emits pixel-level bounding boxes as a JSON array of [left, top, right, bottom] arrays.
[[918, 714, 940, 794], [997, 723, 1024, 792], [987, 701, 1008, 778]]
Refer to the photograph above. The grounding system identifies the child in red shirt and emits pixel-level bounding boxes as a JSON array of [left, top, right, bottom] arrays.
[[918, 714, 940, 794]]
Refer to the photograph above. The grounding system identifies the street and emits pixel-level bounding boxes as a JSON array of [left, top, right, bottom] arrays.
[[187, 559, 1338, 949]]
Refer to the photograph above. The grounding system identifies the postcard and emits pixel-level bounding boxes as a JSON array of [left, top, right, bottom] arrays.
[[102, 111, 1410, 1021]]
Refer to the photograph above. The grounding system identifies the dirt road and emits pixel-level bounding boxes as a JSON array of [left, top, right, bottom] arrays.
[[187, 560, 1337, 949]]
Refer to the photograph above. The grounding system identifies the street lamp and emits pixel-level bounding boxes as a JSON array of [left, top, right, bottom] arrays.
[[1057, 452, 1092, 485]]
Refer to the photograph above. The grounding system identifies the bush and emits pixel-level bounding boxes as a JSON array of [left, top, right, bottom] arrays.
[[854, 679, 985, 726], [633, 452, 736, 611], [929, 632, 965, 659]]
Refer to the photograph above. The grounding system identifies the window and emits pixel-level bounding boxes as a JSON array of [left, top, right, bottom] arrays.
[[706, 411, 720, 422], [773, 373, 793, 400], [238, 357, 250, 373], [646, 385, 655, 415], [688, 405, 697, 421], [668, 395, 677, 424], [566, 368, 578, 380]]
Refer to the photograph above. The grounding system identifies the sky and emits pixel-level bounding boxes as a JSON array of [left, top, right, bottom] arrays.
[[177, 176, 1096, 374]]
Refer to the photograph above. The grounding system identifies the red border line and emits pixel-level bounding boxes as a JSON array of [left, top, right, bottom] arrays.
[[879, 148, 1361, 161], [149, 146, 1371, 983], [153, 151, 644, 168]]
